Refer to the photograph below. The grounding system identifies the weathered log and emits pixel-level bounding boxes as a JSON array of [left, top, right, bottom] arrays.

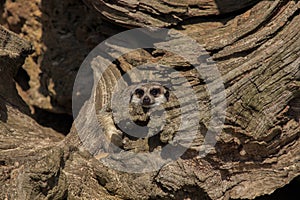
[[1, 0, 119, 115], [0, 0, 299, 200], [0, 25, 66, 199], [0, 26, 32, 112], [83, 0, 259, 28], [69, 0, 300, 199]]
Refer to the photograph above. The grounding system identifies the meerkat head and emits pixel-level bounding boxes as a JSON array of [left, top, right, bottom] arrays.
[[130, 83, 170, 108]]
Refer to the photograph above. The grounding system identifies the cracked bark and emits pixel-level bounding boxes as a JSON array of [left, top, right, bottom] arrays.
[[1, 0, 300, 200]]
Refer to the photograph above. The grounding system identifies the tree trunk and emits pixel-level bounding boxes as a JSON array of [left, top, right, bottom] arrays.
[[1, 0, 300, 200]]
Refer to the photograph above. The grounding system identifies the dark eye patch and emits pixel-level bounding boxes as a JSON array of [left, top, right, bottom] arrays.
[[134, 88, 144, 98], [150, 88, 161, 97]]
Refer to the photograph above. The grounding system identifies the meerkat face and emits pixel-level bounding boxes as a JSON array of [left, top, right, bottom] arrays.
[[130, 83, 169, 108]]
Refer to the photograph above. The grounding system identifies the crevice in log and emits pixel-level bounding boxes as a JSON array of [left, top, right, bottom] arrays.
[[255, 176, 300, 200], [0, 96, 8, 122], [112, 59, 127, 77], [287, 92, 300, 121], [32, 106, 73, 135], [233, 0, 288, 44], [137, 3, 182, 25], [214, 45, 260, 61], [177, 2, 255, 27], [14, 66, 30, 91], [171, 185, 211, 200]]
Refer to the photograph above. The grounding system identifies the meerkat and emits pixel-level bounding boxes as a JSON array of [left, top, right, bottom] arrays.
[[96, 82, 178, 154], [122, 82, 178, 152], [129, 82, 170, 109]]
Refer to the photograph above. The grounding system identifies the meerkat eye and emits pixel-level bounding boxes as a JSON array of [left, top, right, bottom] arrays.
[[134, 88, 144, 98], [150, 88, 161, 97]]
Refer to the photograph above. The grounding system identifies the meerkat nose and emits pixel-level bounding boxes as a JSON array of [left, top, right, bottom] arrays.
[[143, 96, 151, 104]]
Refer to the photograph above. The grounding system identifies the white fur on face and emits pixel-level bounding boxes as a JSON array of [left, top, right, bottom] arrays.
[[130, 83, 168, 108]]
